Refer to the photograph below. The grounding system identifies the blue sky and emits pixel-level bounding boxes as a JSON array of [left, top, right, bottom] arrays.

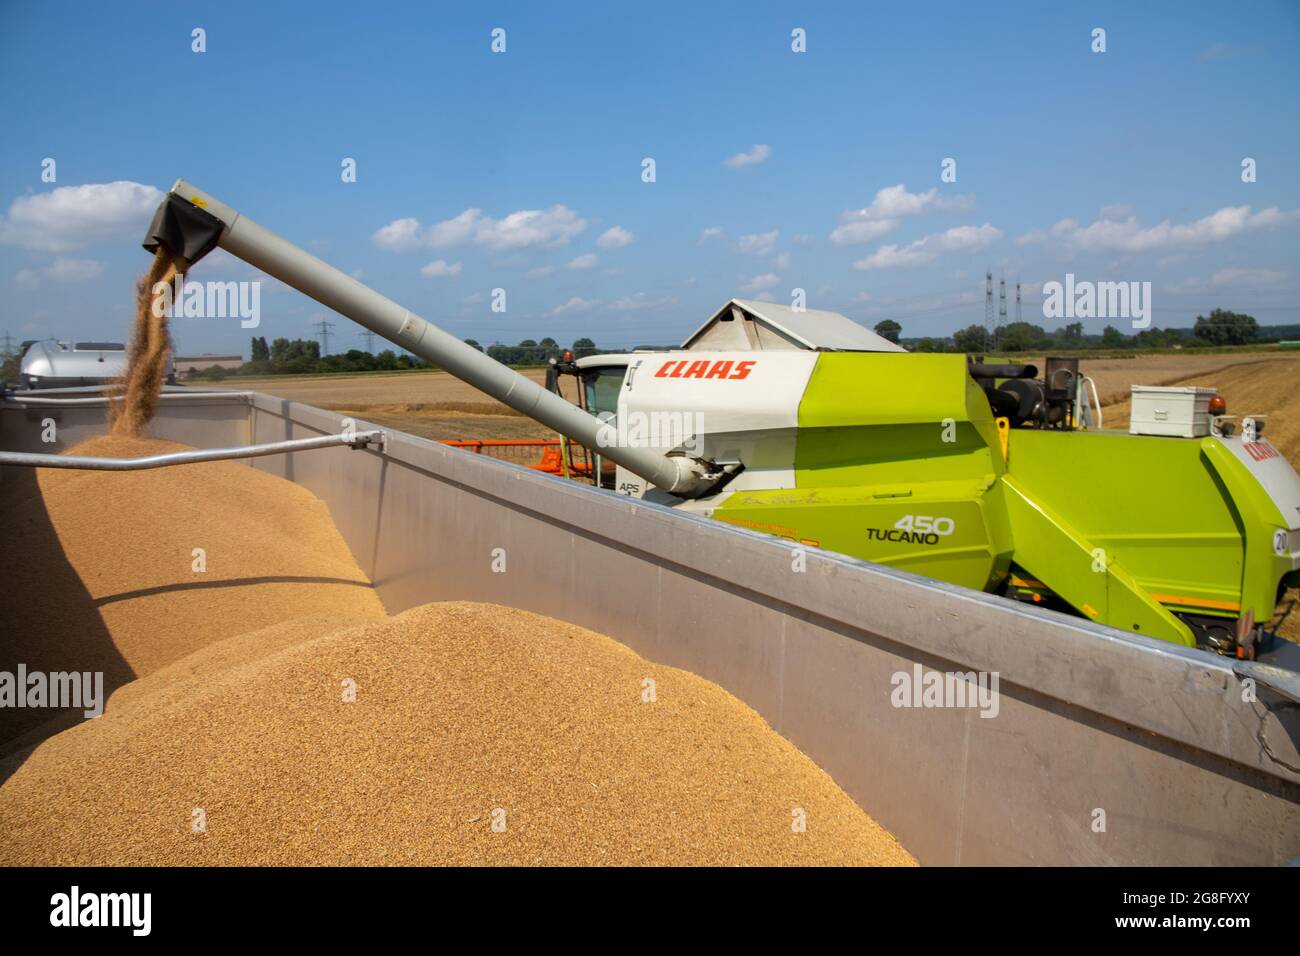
[[1, 1, 1298, 355]]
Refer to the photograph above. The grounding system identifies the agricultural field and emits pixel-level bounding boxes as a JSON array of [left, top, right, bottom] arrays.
[[215, 368, 558, 441], [217, 351, 1298, 451]]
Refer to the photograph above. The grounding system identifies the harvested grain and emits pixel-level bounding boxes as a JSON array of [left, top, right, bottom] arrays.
[[0, 435, 385, 747], [0, 602, 914, 866], [0, 435, 913, 865], [107, 248, 188, 436]]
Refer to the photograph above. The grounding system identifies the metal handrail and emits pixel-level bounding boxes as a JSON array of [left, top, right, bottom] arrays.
[[3, 391, 253, 407], [0, 430, 383, 470]]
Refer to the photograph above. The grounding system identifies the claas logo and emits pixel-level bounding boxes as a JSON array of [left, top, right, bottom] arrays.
[[1243, 440, 1280, 462], [655, 359, 756, 380]]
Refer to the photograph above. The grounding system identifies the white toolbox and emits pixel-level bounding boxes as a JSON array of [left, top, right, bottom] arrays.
[[1129, 385, 1216, 438]]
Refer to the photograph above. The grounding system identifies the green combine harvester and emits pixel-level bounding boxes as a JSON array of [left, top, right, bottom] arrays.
[[144, 182, 1300, 661]]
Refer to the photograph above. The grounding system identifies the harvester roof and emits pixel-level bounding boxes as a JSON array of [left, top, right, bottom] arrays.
[[682, 299, 906, 353]]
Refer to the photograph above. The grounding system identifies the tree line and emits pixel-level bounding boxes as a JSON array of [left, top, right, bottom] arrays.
[[885, 309, 1277, 354], [185, 336, 603, 380]]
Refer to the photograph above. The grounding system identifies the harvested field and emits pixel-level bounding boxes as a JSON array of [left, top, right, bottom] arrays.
[[215, 369, 560, 442], [0, 437, 913, 866], [218, 352, 1287, 444], [1101, 353, 1300, 464], [1027, 351, 1290, 407]]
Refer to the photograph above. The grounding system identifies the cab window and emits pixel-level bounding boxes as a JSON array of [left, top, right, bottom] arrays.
[[581, 366, 624, 416]]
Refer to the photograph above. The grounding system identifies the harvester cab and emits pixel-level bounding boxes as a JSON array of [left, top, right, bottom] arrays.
[[139, 182, 1300, 665]]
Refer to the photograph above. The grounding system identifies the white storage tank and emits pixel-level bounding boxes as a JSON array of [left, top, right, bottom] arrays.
[[1129, 385, 1217, 438]]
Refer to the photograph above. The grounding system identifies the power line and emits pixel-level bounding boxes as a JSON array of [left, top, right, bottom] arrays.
[[312, 318, 336, 356], [358, 329, 377, 353]]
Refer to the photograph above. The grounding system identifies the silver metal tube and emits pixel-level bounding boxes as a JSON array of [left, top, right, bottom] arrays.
[[5, 391, 253, 407], [167, 180, 709, 497], [0, 430, 382, 471]]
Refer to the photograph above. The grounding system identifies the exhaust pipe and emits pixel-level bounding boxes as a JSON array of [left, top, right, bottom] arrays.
[[144, 182, 719, 498]]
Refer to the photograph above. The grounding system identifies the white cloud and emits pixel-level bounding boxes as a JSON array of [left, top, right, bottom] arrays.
[[549, 296, 599, 316], [771, 251, 792, 270], [1017, 205, 1298, 253], [477, 206, 587, 251], [0, 181, 163, 252], [14, 256, 105, 287], [830, 218, 898, 246], [372, 217, 425, 252], [854, 223, 1002, 270], [723, 144, 771, 169], [739, 272, 781, 293], [525, 265, 555, 279], [1211, 267, 1285, 286], [419, 259, 462, 278], [1165, 267, 1288, 295], [611, 292, 678, 311], [566, 253, 599, 270], [596, 226, 635, 249], [48, 257, 106, 281], [1200, 42, 1241, 61], [830, 184, 975, 246], [372, 205, 588, 253], [697, 226, 724, 244], [737, 230, 779, 256]]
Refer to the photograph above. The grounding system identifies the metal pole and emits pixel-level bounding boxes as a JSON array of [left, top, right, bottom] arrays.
[[5, 391, 253, 407], [163, 181, 711, 497], [0, 430, 382, 471]]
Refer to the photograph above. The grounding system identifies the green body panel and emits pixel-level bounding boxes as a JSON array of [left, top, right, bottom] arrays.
[[707, 352, 1292, 649], [716, 353, 1013, 595], [717, 479, 1012, 592], [1199, 439, 1292, 629]]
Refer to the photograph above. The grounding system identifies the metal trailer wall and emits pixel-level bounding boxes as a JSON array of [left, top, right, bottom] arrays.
[[2, 391, 1298, 866]]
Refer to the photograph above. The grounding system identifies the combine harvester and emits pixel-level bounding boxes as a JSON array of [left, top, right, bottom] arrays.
[[3, 180, 1297, 864], [141, 182, 1300, 660]]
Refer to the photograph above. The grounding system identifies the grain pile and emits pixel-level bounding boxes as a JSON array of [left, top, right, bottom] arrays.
[[0, 435, 386, 747], [107, 248, 187, 436], [0, 437, 913, 866]]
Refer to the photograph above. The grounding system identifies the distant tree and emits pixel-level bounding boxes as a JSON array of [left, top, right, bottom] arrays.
[[517, 339, 538, 348], [539, 337, 558, 349], [952, 325, 989, 353], [1101, 325, 1128, 348], [572, 337, 596, 350], [1052, 322, 1084, 345], [464, 339, 483, 352], [914, 337, 943, 353], [873, 319, 902, 344], [1, 349, 20, 384], [1193, 309, 1258, 346], [998, 322, 1047, 352], [250, 336, 270, 361], [201, 364, 228, 381]]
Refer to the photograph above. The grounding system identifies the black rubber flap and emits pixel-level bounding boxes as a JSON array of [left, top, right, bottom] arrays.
[[142, 192, 224, 263]]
